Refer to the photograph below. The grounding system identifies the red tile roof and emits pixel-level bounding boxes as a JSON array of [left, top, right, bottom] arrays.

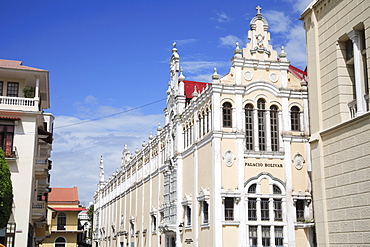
[[288, 65, 307, 81], [49, 187, 79, 204], [0, 59, 47, 72], [50, 207, 86, 212], [184, 80, 210, 99], [0, 116, 21, 120]]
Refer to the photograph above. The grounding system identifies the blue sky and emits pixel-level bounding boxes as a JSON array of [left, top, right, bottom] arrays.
[[0, 0, 312, 205]]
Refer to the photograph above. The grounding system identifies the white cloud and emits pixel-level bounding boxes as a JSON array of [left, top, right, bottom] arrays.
[[84, 95, 98, 105], [175, 39, 198, 46], [283, 0, 313, 13], [284, 25, 307, 69], [216, 11, 231, 23], [264, 10, 292, 34], [219, 35, 243, 48], [50, 102, 165, 205], [181, 60, 229, 76]]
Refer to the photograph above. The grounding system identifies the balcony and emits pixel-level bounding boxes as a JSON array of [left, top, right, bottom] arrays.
[[32, 201, 46, 221], [0, 96, 39, 111], [35, 159, 50, 180]]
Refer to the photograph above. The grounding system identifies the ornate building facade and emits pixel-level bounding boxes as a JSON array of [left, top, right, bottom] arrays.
[[94, 7, 314, 247], [301, 0, 370, 246]]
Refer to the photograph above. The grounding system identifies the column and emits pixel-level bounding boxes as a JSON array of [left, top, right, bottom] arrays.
[[348, 30, 366, 116]]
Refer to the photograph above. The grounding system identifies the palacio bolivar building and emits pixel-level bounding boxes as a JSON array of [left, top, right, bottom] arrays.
[[93, 6, 313, 247]]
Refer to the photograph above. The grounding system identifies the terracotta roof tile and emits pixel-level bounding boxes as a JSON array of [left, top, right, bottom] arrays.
[[0, 59, 47, 72], [49, 187, 79, 203]]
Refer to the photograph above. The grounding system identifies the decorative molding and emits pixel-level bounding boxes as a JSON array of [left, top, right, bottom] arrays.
[[223, 150, 236, 167]]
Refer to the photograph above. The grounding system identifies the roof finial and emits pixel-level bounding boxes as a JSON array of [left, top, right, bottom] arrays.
[[179, 67, 185, 82], [192, 86, 199, 97], [256, 6, 262, 15], [172, 42, 178, 53]]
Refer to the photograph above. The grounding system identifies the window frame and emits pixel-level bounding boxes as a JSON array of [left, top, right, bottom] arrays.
[[222, 102, 232, 128], [0, 124, 15, 157], [245, 104, 254, 150], [6, 82, 19, 97], [290, 106, 301, 131], [224, 197, 234, 221], [257, 99, 266, 151], [57, 212, 67, 230]]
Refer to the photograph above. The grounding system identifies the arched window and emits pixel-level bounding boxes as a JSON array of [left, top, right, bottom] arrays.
[[55, 237, 66, 247], [248, 184, 257, 193], [245, 104, 254, 150], [290, 106, 300, 131], [222, 102, 232, 128], [57, 212, 66, 230], [273, 185, 281, 194], [257, 99, 266, 151], [270, 105, 279, 152]]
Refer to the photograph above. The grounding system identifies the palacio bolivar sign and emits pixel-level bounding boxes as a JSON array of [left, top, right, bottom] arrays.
[[245, 162, 283, 168]]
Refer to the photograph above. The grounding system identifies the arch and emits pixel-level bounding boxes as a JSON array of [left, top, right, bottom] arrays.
[[244, 172, 286, 194], [55, 236, 66, 247], [220, 97, 235, 105], [245, 81, 280, 97]]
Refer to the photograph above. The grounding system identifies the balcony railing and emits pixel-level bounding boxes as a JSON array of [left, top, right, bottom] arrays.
[[32, 201, 46, 220], [0, 96, 39, 111], [35, 159, 49, 180]]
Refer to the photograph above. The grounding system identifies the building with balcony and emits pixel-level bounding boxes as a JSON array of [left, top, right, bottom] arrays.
[[94, 7, 314, 247], [42, 187, 86, 247], [0, 59, 54, 247], [300, 0, 370, 246]]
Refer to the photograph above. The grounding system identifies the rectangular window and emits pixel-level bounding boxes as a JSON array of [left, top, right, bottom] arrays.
[[249, 226, 258, 247], [151, 215, 157, 232], [224, 197, 234, 221], [222, 103, 232, 127], [0, 125, 15, 157], [248, 198, 257, 221], [261, 199, 269, 221], [296, 200, 305, 222], [186, 206, 191, 226], [7, 82, 19, 97], [6, 223, 16, 247], [275, 226, 284, 247], [0, 81, 3, 96], [270, 107, 279, 151], [245, 106, 253, 150], [262, 226, 270, 247], [203, 201, 209, 224], [274, 199, 282, 221], [258, 109, 266, 151]]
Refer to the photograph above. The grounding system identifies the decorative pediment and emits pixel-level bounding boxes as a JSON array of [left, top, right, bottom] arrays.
[[197, 187, 210, 201], [181, 193, 192, 206]]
